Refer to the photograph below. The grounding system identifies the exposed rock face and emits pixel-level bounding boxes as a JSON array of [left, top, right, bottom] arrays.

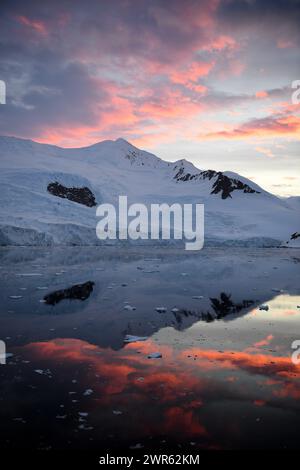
[[210, 172, 258, 199], [44, 281, 94, 305], [174, 167, 260, 199], [291, 232, 300, 240], [47, 182, 96, 207]]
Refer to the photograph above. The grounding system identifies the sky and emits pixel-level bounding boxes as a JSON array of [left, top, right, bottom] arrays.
[[0, 0, 299, 196]]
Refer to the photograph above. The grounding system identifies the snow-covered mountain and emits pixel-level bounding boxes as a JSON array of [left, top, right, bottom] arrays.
[[0, 135, 298, 246]]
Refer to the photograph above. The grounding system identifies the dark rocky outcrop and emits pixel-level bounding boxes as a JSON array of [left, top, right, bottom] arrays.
[[44, 281, 94, 306], [47, 182, 96, 207], [291, 232, 300, 240], [174, 167, 260, 199], [210, 172, 258, 199], [171, 293, 254, 324], [210, 292, 254, 318]]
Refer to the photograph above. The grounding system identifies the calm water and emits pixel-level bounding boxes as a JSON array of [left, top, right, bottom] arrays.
[[0, 247, 299, 450]]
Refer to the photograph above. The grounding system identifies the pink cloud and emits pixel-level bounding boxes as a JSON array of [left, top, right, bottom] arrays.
[[16, 15, 48, 36]]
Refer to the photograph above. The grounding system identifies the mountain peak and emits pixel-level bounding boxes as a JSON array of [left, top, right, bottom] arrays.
[[115, 137, 132, 145]]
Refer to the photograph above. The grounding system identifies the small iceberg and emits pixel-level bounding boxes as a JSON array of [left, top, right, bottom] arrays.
[[123, 304, 136, 311], [155, 307, 167, 313], [124, 335, 148, 343], [148, 352, 162, 359]]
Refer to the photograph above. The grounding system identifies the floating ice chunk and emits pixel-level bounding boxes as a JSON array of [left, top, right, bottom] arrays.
[[258, 304, 269, 311], [83, 389, 93, 396], [9, 295, 23, 300], [112, 410, 122, 415], [155, 307, 167, 313], [123, 304, 136, 311], [148, 352, 162, 359], [130, 443, 144, 449], [78, 412, 88, 417], [171, 308, 180, 313], [124, 335, 148, 343], [181, 273, 189, 276], [34, 368, 52, 377], [16, 273, 42, 277], [192, 296, 204, 300], [36, 286, 48, 290], [78, 424, 94, 430], [271, 288, 283, 293]]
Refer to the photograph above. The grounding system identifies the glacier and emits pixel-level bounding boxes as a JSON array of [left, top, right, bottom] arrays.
[[0, 135, 298, 247]]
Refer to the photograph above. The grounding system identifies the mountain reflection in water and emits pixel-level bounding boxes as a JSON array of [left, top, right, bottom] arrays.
[[0, 247, 299, 450]]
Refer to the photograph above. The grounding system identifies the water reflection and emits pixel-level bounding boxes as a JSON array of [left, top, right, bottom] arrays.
[[44, 281, 94, 306], [0, 247, 299, 450]]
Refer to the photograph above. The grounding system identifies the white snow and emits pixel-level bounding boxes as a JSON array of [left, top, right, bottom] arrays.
[[0, 135, 298, 246]]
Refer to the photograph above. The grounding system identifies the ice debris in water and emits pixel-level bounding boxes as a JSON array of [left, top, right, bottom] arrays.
[[123, 304, 136, 311], [83, 389, 93, 396], [9, 295, 23, 300], [148, 352, 162, 359], [124, 335, 148, 343], [258, 304, 269, 311], [171, 308, 180, 313], [34, 369, 52, 377], [112, 410, 123, 415], [130, 443, 144, 449], [16, 273, 42, 277], [155, 307, 167, 313], [192, 296, 204, 299]]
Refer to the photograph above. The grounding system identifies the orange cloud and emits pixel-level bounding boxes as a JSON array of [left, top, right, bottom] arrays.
[[253, 335, 274, 348], [201, 113, 300, 140], [16, 15, 48, 36], [255, 146, 275, 158], [277, 39, 295, 49], [170, 61, 214, 87], [256, 90, 269, 99], [204, 35, 237, 51]]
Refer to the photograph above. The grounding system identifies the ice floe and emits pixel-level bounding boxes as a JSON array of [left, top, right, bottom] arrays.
[[124, 335, 148, 343]]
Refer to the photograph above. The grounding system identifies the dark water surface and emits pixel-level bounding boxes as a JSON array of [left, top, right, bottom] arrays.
[[0, 247, 299, 450]]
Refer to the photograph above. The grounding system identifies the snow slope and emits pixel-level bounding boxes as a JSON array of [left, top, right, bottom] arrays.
[[0, 135, 298, 246]]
